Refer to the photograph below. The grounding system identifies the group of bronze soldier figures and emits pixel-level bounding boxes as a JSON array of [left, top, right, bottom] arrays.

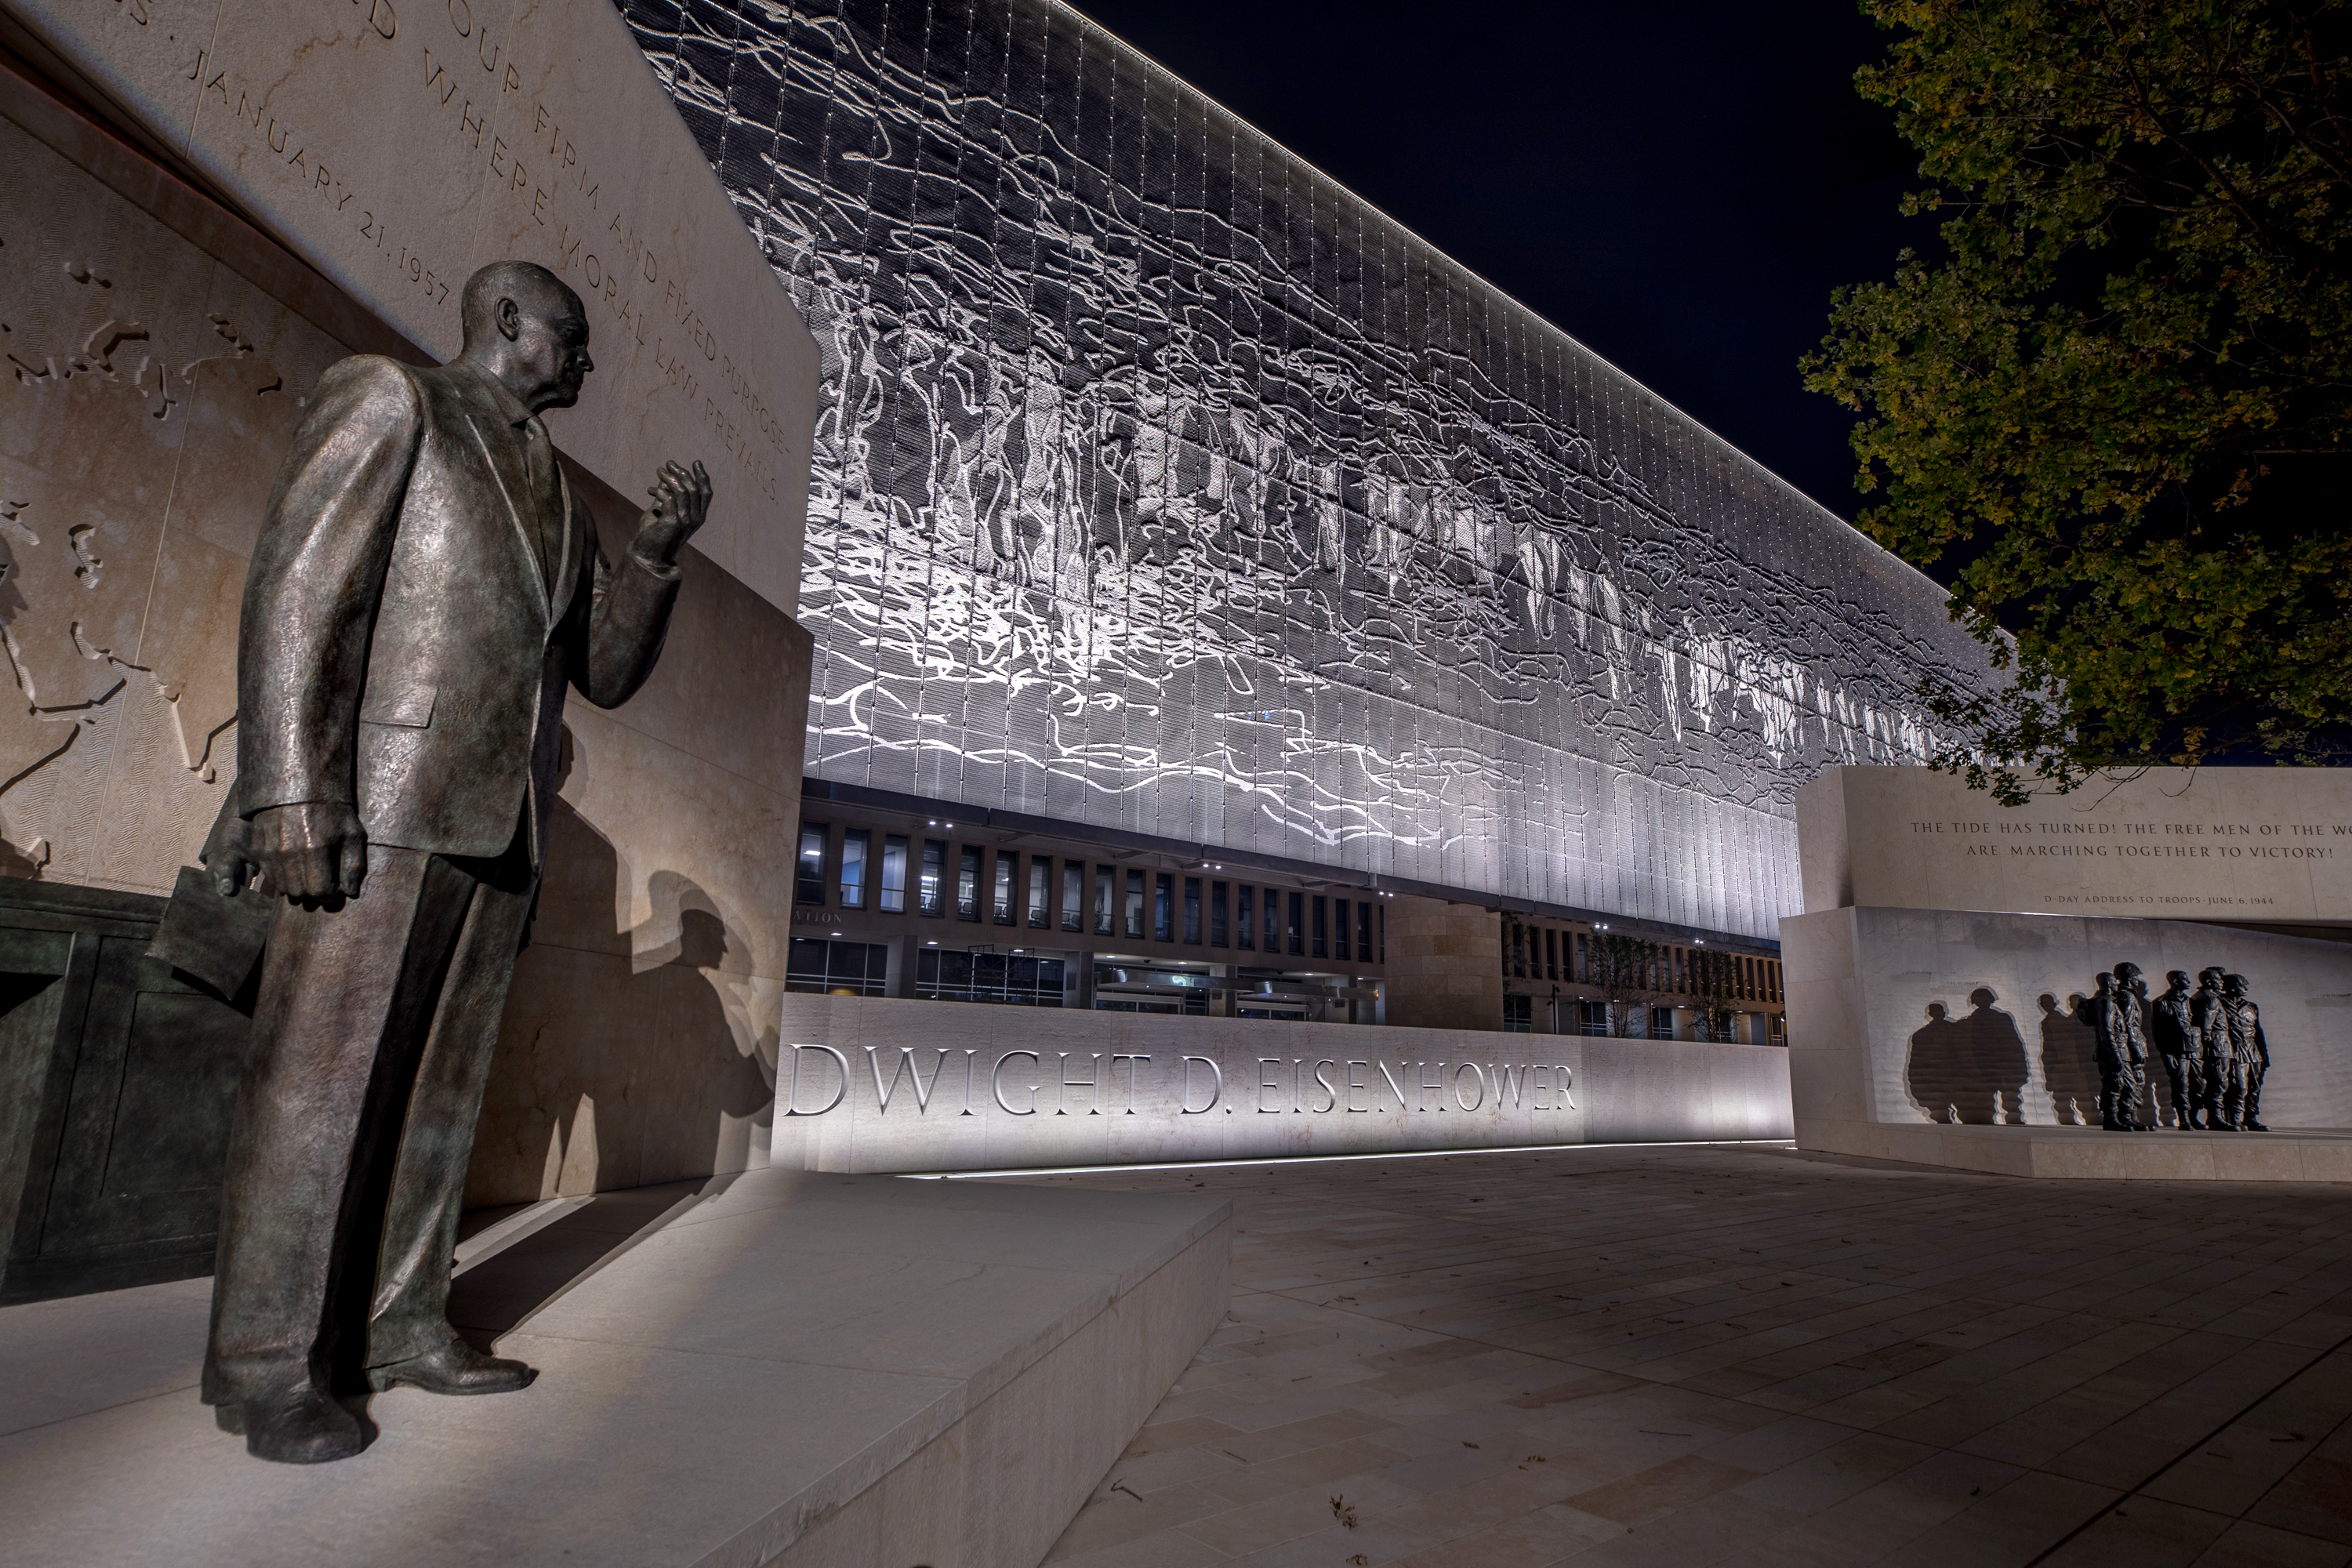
[[2088, 963, 2270, 1132]]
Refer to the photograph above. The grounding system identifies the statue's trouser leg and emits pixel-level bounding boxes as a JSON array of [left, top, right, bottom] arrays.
[[2220, 1058, 2245, 1127], [365, 855, 536, 1370], [2242, 1062, 2266, 1127], [2163, 1058, 2190, 1126], [2098, 1070, 2120, 1129], [203, 848, 473, 1407]]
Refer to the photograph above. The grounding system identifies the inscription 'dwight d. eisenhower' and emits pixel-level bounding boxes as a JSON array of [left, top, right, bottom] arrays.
[[778, 1047, 1579, 1120], [6, 0, 818, 612]]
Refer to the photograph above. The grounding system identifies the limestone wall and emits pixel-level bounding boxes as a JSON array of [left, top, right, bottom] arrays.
[[1784, 906, 2352, 1139], [1798, 766, 2352, 924], [1384, 895, 1504, 1031], [0, 60, 812, 1208], [769, 994, 1794, 1174], [2, 0, 818, 612]]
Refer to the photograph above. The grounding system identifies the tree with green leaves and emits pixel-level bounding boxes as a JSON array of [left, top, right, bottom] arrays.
[[1806, 0, 2352, 798]]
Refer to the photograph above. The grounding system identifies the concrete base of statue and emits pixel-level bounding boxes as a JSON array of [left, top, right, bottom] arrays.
[[1802, 1120, 2352, 1182], [0, 1170, 1230, 1567]]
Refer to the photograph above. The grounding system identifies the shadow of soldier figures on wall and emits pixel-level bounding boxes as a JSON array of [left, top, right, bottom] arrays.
[[2039, 993, 2102, 1127], [1906, 991, 2028, 1123], [1906, 1003, 1962, 1121]]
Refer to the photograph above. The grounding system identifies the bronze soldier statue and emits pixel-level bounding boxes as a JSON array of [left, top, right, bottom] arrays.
[[2085, 972, 2118, 1128], [2223, 974, 2270, 1132], [198, 261, 710, 1463], [2149, 970, 2201, 1129], [2193, 966, 2235, 1128], [2087, 964, 2152, 1131]]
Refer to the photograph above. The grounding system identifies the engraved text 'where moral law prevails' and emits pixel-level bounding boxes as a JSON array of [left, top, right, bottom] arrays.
[[180, 0, 790, 499], [779, 1047, 1578, 1118]]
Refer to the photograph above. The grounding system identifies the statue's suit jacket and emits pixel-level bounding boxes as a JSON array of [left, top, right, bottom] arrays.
[[236, 354, 679, 863]]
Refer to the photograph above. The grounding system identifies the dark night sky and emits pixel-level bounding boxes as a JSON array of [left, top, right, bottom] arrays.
[[1065, 0, 1929, 523]]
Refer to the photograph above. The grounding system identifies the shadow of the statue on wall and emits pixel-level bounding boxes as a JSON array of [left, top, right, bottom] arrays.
[[1906, 988, 2028, 1123], [465, 771, 775, 1221], [2040, 993, 2101, 1125]]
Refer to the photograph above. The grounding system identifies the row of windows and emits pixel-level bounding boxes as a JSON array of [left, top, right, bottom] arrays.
[[784, 938, 890, 997], [1506, 923, 1783, 1004], [1502, 996, 1686, 1038], [786, 938, 1074, 1007], [1503, 996, 1788, 1042], [916, 949, 1067, 1006], [795, 823, 1385, 963]]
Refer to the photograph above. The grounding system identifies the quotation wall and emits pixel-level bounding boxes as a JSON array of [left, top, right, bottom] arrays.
[[617, 0, 1992, 940]]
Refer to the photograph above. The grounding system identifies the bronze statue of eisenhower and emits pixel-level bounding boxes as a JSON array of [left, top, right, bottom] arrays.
[[198, 261, 710, 1464]]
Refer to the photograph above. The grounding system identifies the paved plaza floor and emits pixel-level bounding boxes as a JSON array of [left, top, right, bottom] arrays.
[[1014, 1142, 2352, 1568]]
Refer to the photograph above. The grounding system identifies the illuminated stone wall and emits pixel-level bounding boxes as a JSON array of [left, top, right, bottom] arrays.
[[618, 0, 1990, 941]]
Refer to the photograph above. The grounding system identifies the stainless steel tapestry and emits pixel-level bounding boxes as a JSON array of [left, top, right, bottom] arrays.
[[616, 0, 1991, 940]]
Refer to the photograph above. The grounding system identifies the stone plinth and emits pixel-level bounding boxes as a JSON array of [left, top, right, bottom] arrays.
[[0, 1170, 1231, 1567], [1806, 1122, 2352, 1182]]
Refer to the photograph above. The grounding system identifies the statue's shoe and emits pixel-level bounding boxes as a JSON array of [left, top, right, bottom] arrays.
[[368, 1341, 538, 1396], [2245, 1120, 2270, 1132], [233, 1383, 367, 1464]]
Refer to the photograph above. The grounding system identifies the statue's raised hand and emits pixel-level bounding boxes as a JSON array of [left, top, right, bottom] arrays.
[[630, 459, 712, 571]]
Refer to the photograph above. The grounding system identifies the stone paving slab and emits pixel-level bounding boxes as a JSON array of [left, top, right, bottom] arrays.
[[1017, 1143, 2352, 1568]]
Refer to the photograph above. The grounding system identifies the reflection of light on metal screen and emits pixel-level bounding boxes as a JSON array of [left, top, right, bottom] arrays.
[[622, 0, 1989, 940]]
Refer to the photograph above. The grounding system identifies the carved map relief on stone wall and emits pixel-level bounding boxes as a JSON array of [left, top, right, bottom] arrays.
[[0, 112, 346, 891], [619, 0, 1994, 940]]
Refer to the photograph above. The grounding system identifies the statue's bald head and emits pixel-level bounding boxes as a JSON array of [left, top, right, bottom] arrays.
[[460, 262, 580, 350], [456, 260, 593, 412]]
